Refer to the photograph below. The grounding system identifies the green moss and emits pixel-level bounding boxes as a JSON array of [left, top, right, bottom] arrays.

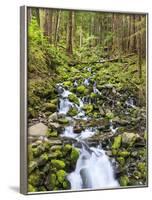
[[67, 107, 78, 116], [50, 173, 57, 188], [63, 180, 70, 189], [137, 162, 146, 173], [51, 160, 66, 169], [83, 104, 93, 114], [63, 144, 72, 155], [47, 130, 58, 137], [38, 153, 48, 166], [28, 172, 41, 187], [58, 118, 69, 124], [117, 157, 125, 166], [63, 81, 72, 88], [118, 151, 130, 157], [68, 93, 79, 105], [77, 85, 88, 95], [112, 149, 118, 156], [29, 161, 37, 174], [112, 135, 122, 149], [49, 150, 63, 159], [70, 148, 79, 163], [105, 111, 114, 119], [119, 175, 129, 186], [32, 145, 45, 157], [28, 184, 36, 192], [43, 103, 57, 112], [56, 170, 67, 184]]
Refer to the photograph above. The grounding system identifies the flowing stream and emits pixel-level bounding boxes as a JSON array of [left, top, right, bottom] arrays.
[[57, 78, 119, 190]]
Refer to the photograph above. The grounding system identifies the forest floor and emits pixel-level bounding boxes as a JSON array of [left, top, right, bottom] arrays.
[[27, 54, 147, 192]]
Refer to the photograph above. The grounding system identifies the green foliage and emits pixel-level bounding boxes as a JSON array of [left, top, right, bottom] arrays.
[[112, 135, 122, 149], [51, 160, 66, 169]]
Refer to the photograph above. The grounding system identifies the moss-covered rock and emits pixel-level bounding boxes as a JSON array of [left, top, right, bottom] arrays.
[[112, 135, 122, 149], [50, 173, 57, 188], [121, 132, 138, 147], [29, 161, 37, 174], [117, 157, 125, 166], [28, 170, 44, 187], [68, 93, 79, 105], [38, 153, 49, 166], [32, 145, 45, 157], [28, 184, 36, 192], [83, 104, 93, 114], [77, 85, 88, 95], [119, 175, 129, 186], [63, 81, 72, 88], [137, 162, 146, 173], [70, 148, 79, 163], [67, 107, 78, 116], [47, 129, 58, 137], [58, 118, 69, 124], [118, 151, 130, 157], [56, 170, 67, 184], [43, 103, 57, 112], [51, 159, 66, 169], [63, 144, 72, 155]]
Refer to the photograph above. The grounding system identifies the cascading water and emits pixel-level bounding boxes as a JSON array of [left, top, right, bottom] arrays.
[[57, 79, 119, 190], [67, 144, 119, 189]]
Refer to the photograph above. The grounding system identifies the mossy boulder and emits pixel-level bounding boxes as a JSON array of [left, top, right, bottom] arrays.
[[112, 135, 122, 149], [121, 132, 138, 147], [43, 103, 57, 112], [119, 175, 129, 186], [51, 160, 66, 169], [47, 129, 58, 137], [38, 153, 48, 166], [70, 148, 79, 163], [28, 184, 36, 192], [58, 118, 69, 124], [118, 151, 130, 157], [63, 144, 72, 155], [28, 170, 44, 187], [32, 145, 45, 157], [56, 170, 67, 184], [29, 161, 37, 174], [68, 93, 79, 105], [77, 85, 88, 95], [117, 157, 125, 166], [50, 173, 57, 188], [137, 162, 146, 173], [63, 81, 72, 88], [83, 104, 93, 114], [105, 111, 114, 120], [67, 107, 78, 116]]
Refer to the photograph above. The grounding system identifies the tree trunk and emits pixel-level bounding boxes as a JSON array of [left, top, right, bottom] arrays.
[[67, 11, 74, 55]]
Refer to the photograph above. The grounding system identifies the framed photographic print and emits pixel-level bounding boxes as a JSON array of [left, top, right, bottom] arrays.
[[20, 6, 148, 194]]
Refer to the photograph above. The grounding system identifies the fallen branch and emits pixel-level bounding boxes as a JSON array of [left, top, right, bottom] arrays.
[[68, 53, 135, 66]]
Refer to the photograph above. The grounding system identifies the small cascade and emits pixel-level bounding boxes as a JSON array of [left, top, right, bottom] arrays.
[[67, 144, 119, 190], [84, 78, 90, 86], [57, 80, 119, 190], [125, 97, 136, 108]]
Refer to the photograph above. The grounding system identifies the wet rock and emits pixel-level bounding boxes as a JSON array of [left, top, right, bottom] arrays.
[[51, 160, 66, 169], [112, 135, 122, 149], [48, 112, 58, 122], [28, 123, 48, 137], [49, 122, 61, 129], [121, 132, 139, 146], [73, 125, 83, 133]]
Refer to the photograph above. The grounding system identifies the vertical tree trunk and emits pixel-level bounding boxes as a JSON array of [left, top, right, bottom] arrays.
[[54, 10, 61, 46], [67, 11, 74, 55]]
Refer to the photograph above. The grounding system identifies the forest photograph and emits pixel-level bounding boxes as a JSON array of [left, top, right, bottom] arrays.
[[27, 7, 147, 193]]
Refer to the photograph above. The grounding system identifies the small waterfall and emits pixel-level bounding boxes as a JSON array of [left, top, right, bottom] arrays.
[[57, 83, 119, 190], [67, 144, 119, 190], [93, 82, 101, 95], [84, 78, 90, 86], [125, 97, 136, 108]]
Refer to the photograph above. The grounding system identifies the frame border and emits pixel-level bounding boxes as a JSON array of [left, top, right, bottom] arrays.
[[20, 5, 148, 195]]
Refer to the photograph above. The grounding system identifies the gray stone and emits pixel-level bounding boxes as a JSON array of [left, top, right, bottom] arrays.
[[49, 122, 61, 129], [28, 123, 48, 137], [48, 112, 58, 122], [121, 132, 139, 145]]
